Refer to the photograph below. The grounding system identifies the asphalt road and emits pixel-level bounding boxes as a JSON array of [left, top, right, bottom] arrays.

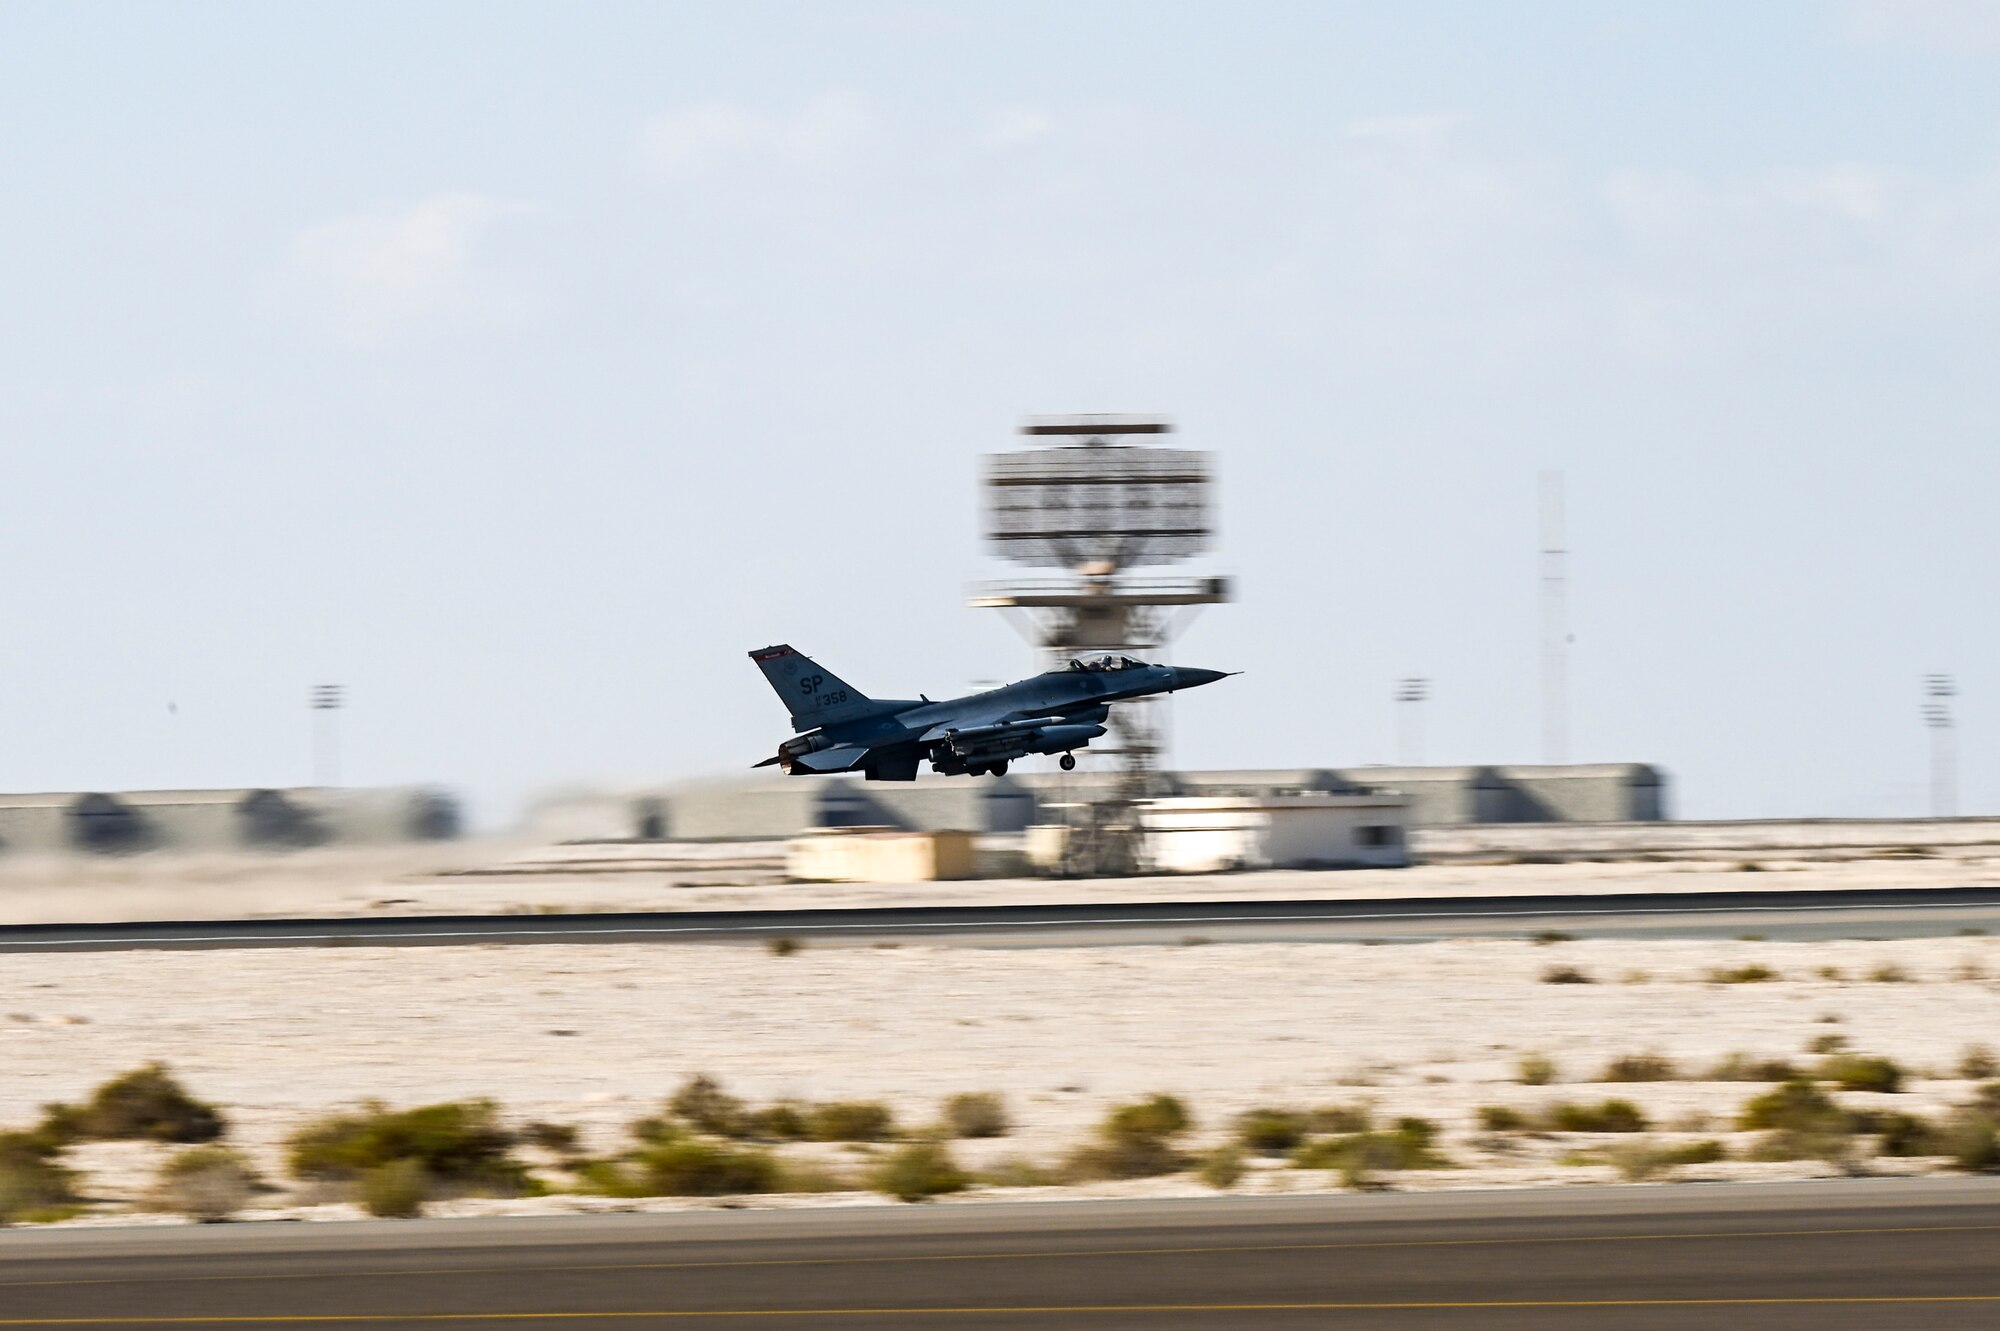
[[3, 885, 2000, 952], [4, 1180, 2000, 1328]]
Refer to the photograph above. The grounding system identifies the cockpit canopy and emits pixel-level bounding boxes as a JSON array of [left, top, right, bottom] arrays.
[[1066, 655, 1150, 673]]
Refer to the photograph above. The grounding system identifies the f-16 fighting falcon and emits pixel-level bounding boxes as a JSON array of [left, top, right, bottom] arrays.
[[750, 645, 1234, 780]]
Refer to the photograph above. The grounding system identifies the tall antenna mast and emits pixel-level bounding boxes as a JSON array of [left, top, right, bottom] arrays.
[[1540, 471, 1568, 764]]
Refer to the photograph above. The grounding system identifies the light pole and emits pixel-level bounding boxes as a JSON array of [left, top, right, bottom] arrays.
[[311, 684, 345, 788], [1396, 677, 1431, 767], [1923, 675, 1956, 818]]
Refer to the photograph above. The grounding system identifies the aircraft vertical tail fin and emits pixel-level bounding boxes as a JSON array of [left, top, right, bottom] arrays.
[[748, 645, 880, 731]]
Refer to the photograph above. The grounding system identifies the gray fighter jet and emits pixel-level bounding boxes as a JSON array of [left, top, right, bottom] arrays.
[[750, 645, 1233, 780]]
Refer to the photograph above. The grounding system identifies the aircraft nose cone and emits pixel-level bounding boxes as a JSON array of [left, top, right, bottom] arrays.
[[1172, 667, 1231, 690]]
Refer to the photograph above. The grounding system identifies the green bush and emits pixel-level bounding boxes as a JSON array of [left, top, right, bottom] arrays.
[[1942, 1112, 2000, 1172], [977, 1156, 1060, 1189], [149, 1146, 263, 1222], [286, 1100, 527, 1195], [523, 1122, 581, 1155], [1476, 1105, 1528, 1132], [1292, 1120, 1448, 1185], [1958, 1045, 1998, 1081], [1065, 1095, 1195, 1181], [1600, 1053, 1678, 1083], [359, 1160, 429, 1218], [670, 1075, 748, 1137], [1546, 1100, 1649, 1133], [1516, 1054, 1559, 1087], [1706, 964, 1779, 984], [1197, 1147, 1246, 1190], [50, 1064, 224, 1145], [1737, 1080, 1849, 1134], [1235, 1108, 1308, 1155], [870, 1141, 967, 1202], [1308, 1104, 1373, 1134], [747, 1103, 810, 1142], [1106, 1094, 1191, 1140], [1604, 1137, 1728, 1182], [0, 1132, 79, 1226], [1707, 1053, 1799, 1082], [1874, 1112, 1946, 1157], [1818, 1055, 1904, 1094], [1746, 1128, 1862, 1170], [808, 1101, 897, 1142], [633, 1139, 779, 1196], [941, 1093, 1009, 1140], [1541, 965, 1594, 985]]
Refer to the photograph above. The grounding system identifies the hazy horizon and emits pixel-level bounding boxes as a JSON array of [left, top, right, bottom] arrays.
[[3, 1, 1998, 825]]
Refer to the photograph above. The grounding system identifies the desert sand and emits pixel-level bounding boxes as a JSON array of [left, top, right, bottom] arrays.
[[4, 932, 1996, 1223]]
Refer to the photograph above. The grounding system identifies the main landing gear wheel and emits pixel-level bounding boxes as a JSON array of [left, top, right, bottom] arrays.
[[1059, 753, 1077, 771], [988, 760, 1009, 777]]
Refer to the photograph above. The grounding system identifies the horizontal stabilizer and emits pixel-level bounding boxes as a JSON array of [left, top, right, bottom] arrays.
[[794, 745, 868, 773]]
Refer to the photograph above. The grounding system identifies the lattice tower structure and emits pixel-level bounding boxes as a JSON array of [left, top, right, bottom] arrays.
[[971, 415, 1230, 875]]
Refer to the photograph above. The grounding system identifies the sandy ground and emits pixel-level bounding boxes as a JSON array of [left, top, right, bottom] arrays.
[[4, 933, 1997, 1224], [2, 838, 1999, 926]]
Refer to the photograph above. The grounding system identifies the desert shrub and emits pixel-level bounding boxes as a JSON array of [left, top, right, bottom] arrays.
[[0, 1132, 79, 1226], [1958, 1045, 1998, 1080], [1706, 964, 1779, 984], [149, 1146, 262, 1222], [523, 1122, 582, 1156], [1476, 1105, 1529, 1132], [1818, 1054, 1904, 1094], [977, 1156, 1060, 1188], [1066, 1095, 1194, 1181], [1601, 1052, 1678, 1083], [1517, 1053, 1559, 1087], [1807, 1034, 1850, 1056], [1868, 963, 1911, 983], [359, 1159, 429, 1218], [1107, 1094, 1191, 1139], [670, 1075, 748, 1137], [1308, 1103, 1373, 1134], [1738, 1080, 1850, 1134], [1707, 1053, 1799, 1082], [747, 1103, 810, 1142], [50, 1065, 224, 1145], [1531, 931, 1577, 945], [941, 1092, 1010, 1140], [633, 1139, 778, 1196], [1541, 965, 1593, 985], [1235, 1108, 1309, 1155], [808, 1100, 897, 1142], [1292, 1119, 1448, 1184], [871, 1141, 967, 1202], [765, 936, 801, 957], [1605, 1137, 1728, 1182], [775, 1159, 855, 1193], [1546, 1100, 1649, 1133], [286, 1100, 527, 1196], [1942, 1112, 2000, 1172], [1746, 1127, 1863, 1170], [1874, 1112, 1946, 1157], [1197, 1146, 1246, 1190]]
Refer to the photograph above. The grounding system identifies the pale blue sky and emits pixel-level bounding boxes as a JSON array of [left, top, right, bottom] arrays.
[[3, 1, 1998, 821]]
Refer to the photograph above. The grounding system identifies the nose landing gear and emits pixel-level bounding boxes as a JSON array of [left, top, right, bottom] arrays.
[[1059, 753, 1077, 771]]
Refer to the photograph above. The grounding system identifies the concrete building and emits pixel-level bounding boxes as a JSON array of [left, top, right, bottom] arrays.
[[1143, 793, 1412, 872], [520, 762, 1668, 845], [0, 787, 458, 856]]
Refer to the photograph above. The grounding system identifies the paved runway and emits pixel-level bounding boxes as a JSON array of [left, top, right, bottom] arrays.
[[3, 1180, 1999, 1328], [2, 885, 1999, 952]]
